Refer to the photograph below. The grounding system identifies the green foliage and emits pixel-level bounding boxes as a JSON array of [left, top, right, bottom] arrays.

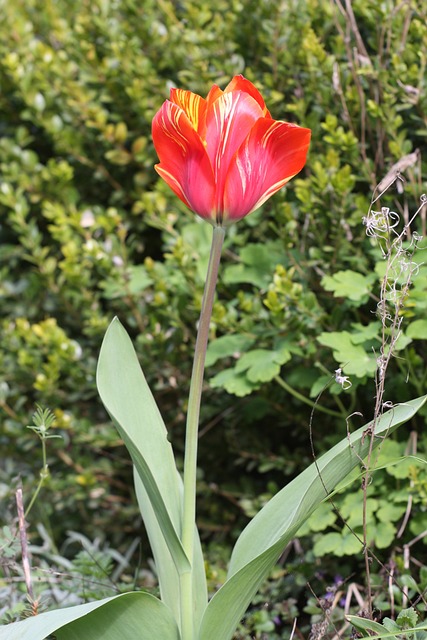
[[348, 606, 427, 639]]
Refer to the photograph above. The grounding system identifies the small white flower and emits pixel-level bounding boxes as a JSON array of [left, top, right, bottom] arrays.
[[334, 368, 352, 390]]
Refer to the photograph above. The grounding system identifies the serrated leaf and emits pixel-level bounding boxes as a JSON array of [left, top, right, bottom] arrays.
[[396, 606, 418, 628], [317, 331, 377, 377], [322, 270, 376, 302], [297, 501, 336, 536], [377, 501, 407, 523], [198, 396, 427, 640], [0, 593, 180, 640], [210, 368, 258, 396], [350, 321, 381, 344], [313, 531, 362, 557]]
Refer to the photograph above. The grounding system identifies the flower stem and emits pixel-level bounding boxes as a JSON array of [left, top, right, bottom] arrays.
[[180, 225, 225, 640]]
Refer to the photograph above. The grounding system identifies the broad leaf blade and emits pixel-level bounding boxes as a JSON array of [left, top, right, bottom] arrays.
[[134, 471, 207, 635], [199, 396, 427, 640], [96, 319, 190, 574], [0, 593, 180, 640]]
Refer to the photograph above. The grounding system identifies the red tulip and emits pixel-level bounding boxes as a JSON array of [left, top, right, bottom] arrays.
[[152, 75, 311, 226]]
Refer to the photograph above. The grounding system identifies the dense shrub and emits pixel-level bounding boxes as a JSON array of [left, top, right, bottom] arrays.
[[0, 0, 426, 635]]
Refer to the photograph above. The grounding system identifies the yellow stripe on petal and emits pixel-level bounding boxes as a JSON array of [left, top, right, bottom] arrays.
[[170, 88, 206, 135], [152, 101, 216, 220]]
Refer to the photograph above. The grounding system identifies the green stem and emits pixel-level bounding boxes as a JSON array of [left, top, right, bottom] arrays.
[[25, 438, 48, 518], [180, 225, 225, 640], [274, 375, 344, 418]]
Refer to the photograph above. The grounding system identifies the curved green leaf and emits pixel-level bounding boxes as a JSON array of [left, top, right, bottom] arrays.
[[96, 319, 190, 573], [97, 318, 207, 628], [347, 614, 427, 638], [199, 396, 427, 640], [134, 470, 208, 635], [0, 592, 180, 640]]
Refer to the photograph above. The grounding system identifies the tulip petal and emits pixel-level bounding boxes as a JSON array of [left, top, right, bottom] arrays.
[[205, 91, 264, 213], [224, 75, 271, 117], [169, 88, 207, 135], [205, 84, 224, 107], [152, 101, 215, 219], [223, 119, 311, 221]]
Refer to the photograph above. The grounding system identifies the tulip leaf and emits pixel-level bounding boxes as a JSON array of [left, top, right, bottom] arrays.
[[198, 395, 426, 640], [96, 318, 191, 578], [133, 470, 207, 635], [0, 593, 180, 640]]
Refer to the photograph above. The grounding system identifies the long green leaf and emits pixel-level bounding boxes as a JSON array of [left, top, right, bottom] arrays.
[[97, 318, 189, 575], [0, 592, 180, 640], [347, 615, 427, 638], [134, 471, 208, 636], [96, 318, 207, 625], [199, 396, 427, 640]]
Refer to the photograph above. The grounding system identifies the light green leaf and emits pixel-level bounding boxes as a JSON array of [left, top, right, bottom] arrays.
[[198, 396, 427, 640], [101, 265, 153, 299], [317, 331, 377, 377], [223, 242, 285, 288], [407, 319, 427, 339], [297, 501, 336, 536], [349, 321, 381, 344], [377, 501, 407, 523], [347, 614, 427, 638], [322, 270, 376, 302], [235, 348, 291, 383], [206, 334, 254, 367], [397, 607, 418, 628], [182, 222, 213, 281], [313, 531, 362, 557], [96, 318, 207, 627], [0, 593, 180, 640], [372, 520, 396, 549], [210, 368, 258, 396], [340, 493, 378, 527], [347, 615, 389, 635], [382, 618, 401, 633]]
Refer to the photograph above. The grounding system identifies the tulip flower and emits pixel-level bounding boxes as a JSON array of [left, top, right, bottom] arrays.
[[152, 75, 311, 226]]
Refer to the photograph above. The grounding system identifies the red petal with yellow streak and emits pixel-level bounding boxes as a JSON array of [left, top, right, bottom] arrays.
[[223, 119, 311, 220], [204, 91, 264, 211], [152, 101, 215, 219], [224, 75, 271, 117]]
